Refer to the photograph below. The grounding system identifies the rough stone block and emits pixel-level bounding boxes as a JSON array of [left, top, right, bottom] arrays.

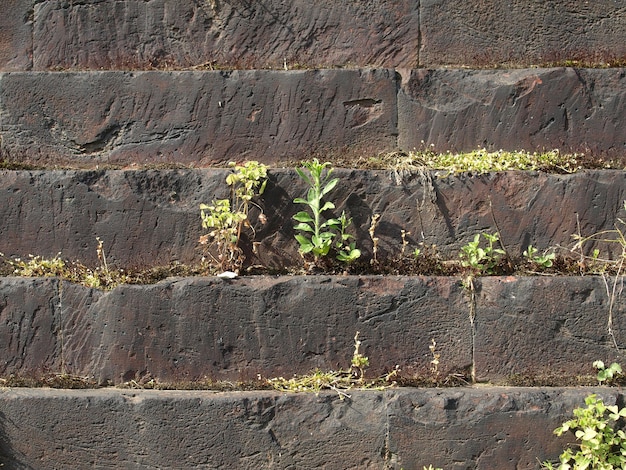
[[398, 68, 626, 157], [0, 387, 617, 469], [420, 0, 626, 67], [474, 276, 626, 382], [387, 387, 618, 469], [32, 0, 420, 70], [0, 276, 471, 384], [0, 70, 398, 166], [0, 0, 32, 71], [0, 277, 61, 375], [1, 170, 625, 269]]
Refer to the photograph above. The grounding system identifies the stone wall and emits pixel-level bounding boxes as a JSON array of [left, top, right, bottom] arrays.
[[0, 1, 625, 165]]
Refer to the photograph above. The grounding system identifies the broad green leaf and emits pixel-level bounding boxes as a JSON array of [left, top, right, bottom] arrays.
[[294, 223, 314, 232], [295, 235, 313, 253], [321, 178, 339, 196], [293, 211, 314, 223], [320, 201, 335, 212]]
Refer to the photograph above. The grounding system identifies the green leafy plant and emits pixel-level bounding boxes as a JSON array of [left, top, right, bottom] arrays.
[[200, 161, 267, 273], [594, 361, 623, 385], [523, 244, 556, 269], [459, 232, 505, 274], [543, 363, 626, 470], [293, 159, 360, 264], [543, 394, 626, 470]]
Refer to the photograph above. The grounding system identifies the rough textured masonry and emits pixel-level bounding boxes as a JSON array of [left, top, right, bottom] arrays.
[[0, 387, 619, 469], [1, 68, 625, 165], [1, 276, 623, 383], [0, 169, 624, 267], [1, 0, 624, 70]]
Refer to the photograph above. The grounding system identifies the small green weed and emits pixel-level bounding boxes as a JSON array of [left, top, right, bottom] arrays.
[[200, 161, 267, 273], [523, 245, 556, 269], [594, 361, 623, 385], [414, 148, 581, 175], [1, 239, 130, 290], [542, 363, 626, 470], [293, 159, 360, 266], [267, 332, 394, 399], [459, 232, 505, 274]]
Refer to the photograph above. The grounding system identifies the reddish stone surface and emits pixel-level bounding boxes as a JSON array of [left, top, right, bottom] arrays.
[[0, 169, 625, 268], [0, 387, 616, 469], [31, 0, 420, 71], [1, 275, 625, 384], [398, 67, 626, 157], [420, 0, 626, 67], [0, 276, 471, 383], [0, 70, 397, 166], [475, 276, 626, 382], [0, 0, 32, 71]]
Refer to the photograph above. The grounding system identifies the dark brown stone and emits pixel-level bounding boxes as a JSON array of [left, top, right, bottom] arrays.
[[398, 68, 626, 157], [32, 0, 420, 71], [474, 276, 626, 382], [1, 169, 625, 269], [420, 0, 626, 67], [0, 276, 472, 383], [0, 277, 62, 375], [0, 0, 32, 71], [0, 70, 398, 166], [0, 387, 617, 469]]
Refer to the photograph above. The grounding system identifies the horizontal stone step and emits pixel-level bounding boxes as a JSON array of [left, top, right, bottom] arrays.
[[1, 276, 623, 384], [2, 1, 624, 70], [1, 69, 624, 166], [0, 386, 618, 469], [0, 169, 624, 267]]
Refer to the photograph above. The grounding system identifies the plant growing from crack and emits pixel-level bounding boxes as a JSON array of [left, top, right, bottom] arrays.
[[200, 161, 267, 274], [459, 232, 505, 275], [523, 244, 556, 269], [267, 331, 395, 400], [293, 159, 360, 266]]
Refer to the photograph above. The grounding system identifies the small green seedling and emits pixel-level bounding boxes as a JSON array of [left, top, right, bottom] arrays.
[[459, 232, 505, 274], [523, 245, 556, 269], [594, 360, 622, 385]]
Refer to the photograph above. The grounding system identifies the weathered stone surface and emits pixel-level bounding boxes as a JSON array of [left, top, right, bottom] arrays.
[[0, 387, 617, 469], [0, 70, 398, 166], [3, 274, 626, 384], [398, 68, 626, 157], [0, 276, 471, 383], [0, 0, 32, 71], [23, 0, 626, 71], [1, 169, 625, 268], [420, 0, 626, 67], [0, 277, 62, 375], [474, 276, 626, 382], [31, 0, 420, 71]]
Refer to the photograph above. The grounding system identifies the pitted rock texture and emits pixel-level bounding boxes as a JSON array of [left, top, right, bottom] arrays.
[[1, 275, 625, 383], [31, 0, 421, 71], [420, 0, 626, 67], [475, 277, 626, 382], [0, 0, 32, 71], [398, 67, 626, 157], [0, 70, 397, 166], [2, 69, 624, 166], [0, 169, 625, 268], [0, 387, 617, 469], [0, 276, 472, 383], [2, 0, 624, 70]]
